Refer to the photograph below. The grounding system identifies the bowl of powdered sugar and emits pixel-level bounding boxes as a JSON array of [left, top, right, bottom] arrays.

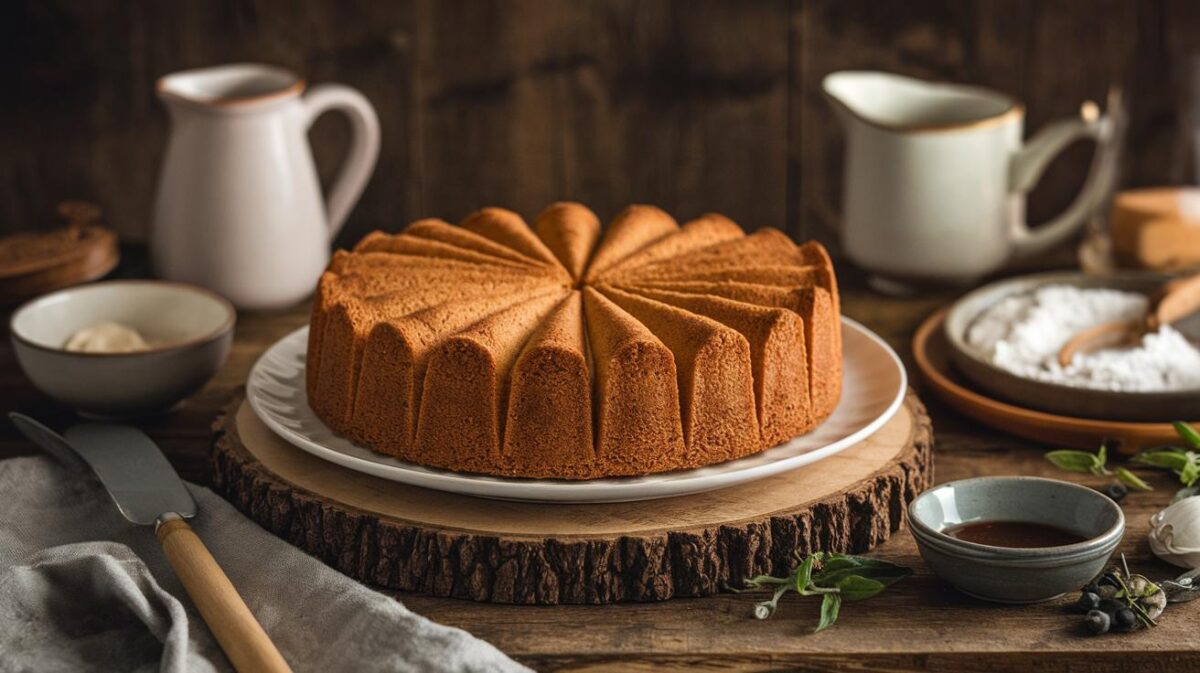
[[945, 272, 1200, 422]]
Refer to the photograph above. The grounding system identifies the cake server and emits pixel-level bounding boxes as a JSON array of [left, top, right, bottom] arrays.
[[9, 413, 292, 673]]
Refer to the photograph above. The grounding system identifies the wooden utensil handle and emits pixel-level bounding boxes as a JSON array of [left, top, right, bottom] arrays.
[[1153, 273, 1200, 328], [156, 517, 293, 673]]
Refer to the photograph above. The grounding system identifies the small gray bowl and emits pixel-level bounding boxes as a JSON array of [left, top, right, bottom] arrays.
[[908, 476, 1124, 603], [10, 280, 235, 418], [944, 271, 1200, 422]]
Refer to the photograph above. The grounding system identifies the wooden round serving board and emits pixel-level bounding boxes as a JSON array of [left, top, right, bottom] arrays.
[[210, 392, 933, 605]]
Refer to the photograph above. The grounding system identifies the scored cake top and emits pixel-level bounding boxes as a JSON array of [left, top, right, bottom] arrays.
[[307, 202, 841, 480]]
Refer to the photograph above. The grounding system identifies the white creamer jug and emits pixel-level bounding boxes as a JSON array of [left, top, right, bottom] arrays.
[[824, 71, 1115, 292], [152, 63, 379, 309]]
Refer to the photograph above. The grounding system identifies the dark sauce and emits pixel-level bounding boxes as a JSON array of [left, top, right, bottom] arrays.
[[943, 520, 1087, 548]]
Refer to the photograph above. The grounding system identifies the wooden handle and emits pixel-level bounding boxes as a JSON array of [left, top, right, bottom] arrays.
[[156, 518, 292, 673], [1057, 319, 1140, 367], [1152, 273, 1200, 328]]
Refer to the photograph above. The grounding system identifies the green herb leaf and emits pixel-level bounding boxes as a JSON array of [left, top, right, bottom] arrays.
[[834, 574, 886, 601], [794, 555, 816, 594], [1174, 422, 1200, 450], [816, 554, 863, 574], [1134, 450, 1191, 471], [1115, 467, 1153, 492], [742, 575, 791, 590], [1045, 449, 1103, 474], [744, 553, 910, 629], [1182, 456, 1200, 488], [815, 593, 842, 633], [816, 561, 912, 589]]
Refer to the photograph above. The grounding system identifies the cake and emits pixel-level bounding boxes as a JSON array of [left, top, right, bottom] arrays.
[[306, 203, 842, 479]]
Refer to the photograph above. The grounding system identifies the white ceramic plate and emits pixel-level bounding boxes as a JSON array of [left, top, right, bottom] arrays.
[[247, 318, 907, 503]]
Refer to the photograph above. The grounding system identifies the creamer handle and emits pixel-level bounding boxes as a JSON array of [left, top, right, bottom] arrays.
[[303, 84, 381, 241], [1007, 101, 1109, 260]]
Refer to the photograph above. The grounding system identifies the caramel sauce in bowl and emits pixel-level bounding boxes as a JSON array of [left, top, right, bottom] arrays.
[[908, 476, 1124, 603]]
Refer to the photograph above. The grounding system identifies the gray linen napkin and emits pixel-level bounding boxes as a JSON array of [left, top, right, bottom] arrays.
[[0, 456, 530, 673]]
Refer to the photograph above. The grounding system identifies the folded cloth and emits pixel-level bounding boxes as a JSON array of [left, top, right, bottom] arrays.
[[0, 456, 530, 673]]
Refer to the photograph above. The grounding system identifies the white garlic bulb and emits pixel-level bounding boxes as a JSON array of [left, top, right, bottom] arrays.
[[1149, 497, 1200, 568]]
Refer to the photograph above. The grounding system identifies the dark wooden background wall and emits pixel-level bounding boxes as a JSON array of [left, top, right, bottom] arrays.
[[2, 0, 1198, 251]]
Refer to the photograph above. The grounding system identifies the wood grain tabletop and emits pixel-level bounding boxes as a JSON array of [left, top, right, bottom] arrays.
[[2, 257, 1196, 672]]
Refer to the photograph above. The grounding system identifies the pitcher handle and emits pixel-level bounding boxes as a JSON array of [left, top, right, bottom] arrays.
[[1007, 102, 1110, 260], [302, 84, 381, 241]]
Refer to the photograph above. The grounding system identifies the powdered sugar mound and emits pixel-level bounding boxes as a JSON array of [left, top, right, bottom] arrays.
[[965, 284, 1200, 392]]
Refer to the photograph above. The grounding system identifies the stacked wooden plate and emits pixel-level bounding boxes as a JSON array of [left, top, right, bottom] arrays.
[[0, 202, 119, 303], [915, 272, 1200, 452]]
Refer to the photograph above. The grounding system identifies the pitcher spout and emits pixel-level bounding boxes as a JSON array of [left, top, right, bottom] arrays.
[[822, 71, 1022, 133], [156, 63, 304, 113]]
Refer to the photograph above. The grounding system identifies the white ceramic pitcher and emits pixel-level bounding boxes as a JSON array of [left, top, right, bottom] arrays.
[[823, 71, 1115, 292], [152, 63, 380, 310]]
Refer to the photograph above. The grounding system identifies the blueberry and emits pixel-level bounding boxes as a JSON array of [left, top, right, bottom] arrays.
[[1098, 598, 1127, 615], [1102, 484, 1128, 502], [1098, 572, 1122, 588], [1114, 608, 1138, 631], [1075, 591, 1101, 612], [1085, 609, 1111, 635]]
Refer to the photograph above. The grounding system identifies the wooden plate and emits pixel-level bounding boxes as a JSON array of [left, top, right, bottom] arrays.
[[914, 307, 1197, 453], [0, 225, 119, 303]]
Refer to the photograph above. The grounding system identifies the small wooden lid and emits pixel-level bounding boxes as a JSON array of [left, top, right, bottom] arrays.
[[0, 202, 119, 303]]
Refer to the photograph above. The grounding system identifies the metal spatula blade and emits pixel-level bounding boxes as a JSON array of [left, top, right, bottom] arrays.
[[9, 413, 89, 474], [10, 414, 291, 672], [63, 423, 197, 525]]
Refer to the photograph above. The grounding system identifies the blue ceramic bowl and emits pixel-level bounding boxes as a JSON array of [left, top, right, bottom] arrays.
[[908, 476, 1124, 603]]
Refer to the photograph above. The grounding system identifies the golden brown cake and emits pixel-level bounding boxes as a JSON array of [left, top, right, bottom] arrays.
[[533, 203, 601, 281], [306, 202, 843, 479]]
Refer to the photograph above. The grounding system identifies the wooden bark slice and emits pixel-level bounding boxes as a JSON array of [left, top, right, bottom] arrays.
[[211, 390, 934, 605]]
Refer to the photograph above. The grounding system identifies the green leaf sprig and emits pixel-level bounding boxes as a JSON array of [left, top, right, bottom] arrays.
[[742, 552, 911, 632], [1044, 444, 1152, 492], [1133, 421, 1200, 502]]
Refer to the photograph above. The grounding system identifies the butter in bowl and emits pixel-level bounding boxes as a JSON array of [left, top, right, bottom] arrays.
[[908, 476, 1124, 603], [10, 280, 235, 418]]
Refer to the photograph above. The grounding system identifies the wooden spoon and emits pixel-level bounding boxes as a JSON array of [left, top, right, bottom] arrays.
[[1058, 274, 1200, 367]]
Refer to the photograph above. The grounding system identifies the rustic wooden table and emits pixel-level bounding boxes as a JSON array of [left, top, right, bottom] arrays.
[[3, 261, 1196, 672]]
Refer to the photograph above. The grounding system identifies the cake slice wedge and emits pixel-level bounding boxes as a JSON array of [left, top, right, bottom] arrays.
[[632, 265, 826, 288], [581, 288, 686, 475], [533, 202, 601, 281], [313, 273, 557, 429], [594, 213, 745, 281], [402, 218, 552, 269], [617, 228, 807, 282], [625, 285, 812, 446], [460, 207, 566, 272], [348, 285, 566, 456], [353, 231, 534, 270], [597, 285, 760, 463], [503, 291, 595, 478], [583, 205, 678, 282], [414, 289, 570, 472], [307, 254, 550, 400], [626, 279, 841, 425]]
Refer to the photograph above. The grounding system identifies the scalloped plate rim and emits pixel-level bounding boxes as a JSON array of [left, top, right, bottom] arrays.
[[246, 317, 906, 503]]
